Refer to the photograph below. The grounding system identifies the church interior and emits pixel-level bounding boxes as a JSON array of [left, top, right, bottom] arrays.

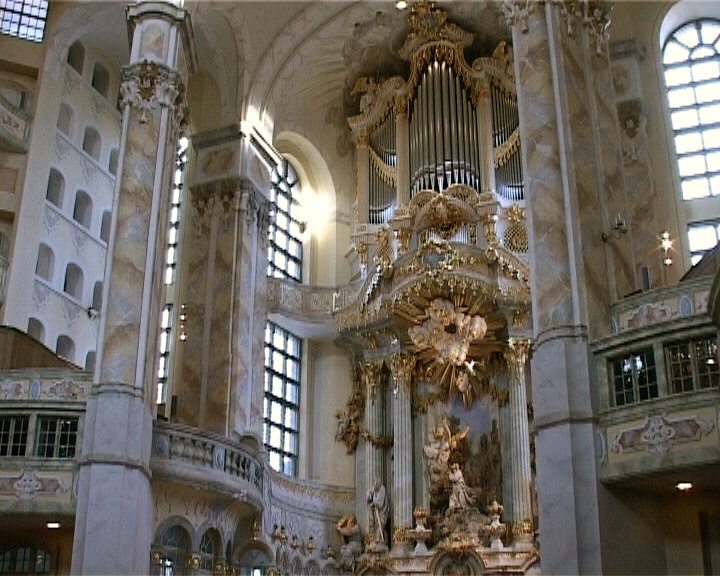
[[0, 0, 719, 574]]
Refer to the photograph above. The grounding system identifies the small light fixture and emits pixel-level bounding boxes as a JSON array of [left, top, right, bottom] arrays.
[[395, 0, 408, 10], [661, 231, 673, 266], [46, 521, 61, 529], [179, 304, 187, 342], [676, 481, 693, 492], [601, 213, 628, 243]]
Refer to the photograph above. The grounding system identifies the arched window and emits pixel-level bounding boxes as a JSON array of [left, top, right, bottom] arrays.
[[108, 148, 119, 176], [158, 525, 191, 575], [27, 318, 45, 343], [82, 127, 101, 161], [85, 351, 96, 371], [92, 281, 103, 312], [67, 41, 85, 75], [72, 190, 93, 229], [35, 243, 54, 282], [56, 335, 76, 362], [100, 211, 112, 243], [91, 62, 110, 98], [46, 168, 65, 208], [0, 546, 51, 574], [199, 529, 221, 573], [63, 263, 84, 300], [57, 103, 73, 137], [663, 19, 720, 202]]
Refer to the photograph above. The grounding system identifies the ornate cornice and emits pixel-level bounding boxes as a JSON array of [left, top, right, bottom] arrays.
[[120, 61, 187, 130]]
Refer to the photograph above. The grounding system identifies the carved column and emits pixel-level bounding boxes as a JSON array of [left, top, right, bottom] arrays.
[[504, 339, 533, 546], [356, 134, 370, 226], [72, 3, 196, 574], [362, 360, 385, 529], [390, 353, 416, 547]]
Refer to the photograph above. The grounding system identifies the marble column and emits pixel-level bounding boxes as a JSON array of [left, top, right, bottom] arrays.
[[503, 339, 533, 547], [362, 361, 385, 532], [503, 0, 610, 572], [390, 353, 415, 549], [72, 2, 196, 574]]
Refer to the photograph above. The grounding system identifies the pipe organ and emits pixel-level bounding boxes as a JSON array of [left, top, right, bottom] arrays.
[[349, 2, 524, 231]]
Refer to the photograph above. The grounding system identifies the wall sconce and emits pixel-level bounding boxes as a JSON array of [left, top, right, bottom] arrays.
[[86, 306, 98, 320], [602, 214, 628, 243], [306, 535, 316, 554], [251, 518, 261, 540], [271, 524, 288, 546], [661, 231, 673, 266], [290, 535, 301, 551]]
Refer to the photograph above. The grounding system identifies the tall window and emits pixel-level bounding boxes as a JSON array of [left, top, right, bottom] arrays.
[[664, 20, 720, 202], [0, 0, 49, 43], [268, 160, 303, 282], [264, 159, 304, 476], [264, 323, 301, 476], [165, 137, 187, 286], [156, 304, 173, 406]]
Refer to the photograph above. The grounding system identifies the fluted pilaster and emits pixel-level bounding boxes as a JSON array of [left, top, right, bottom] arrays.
[[390, 353, 416, 541], [504, 339, 533, 542], [363, 361, 385, 497]]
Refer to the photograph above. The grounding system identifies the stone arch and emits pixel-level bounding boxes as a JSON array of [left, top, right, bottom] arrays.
[[428, 551, 485, 575], [63, 262, 84, 300], [27, 318, 45, 343], [57, 102, 74, 137], [82, 126, 102, 161], [67, 40, 85, 75], [46, 168, 65, 208], [56, 335, 76, 362], [73, 190, 93, 229], [91, 61, 110, 98], [35, 243, 54, 282]]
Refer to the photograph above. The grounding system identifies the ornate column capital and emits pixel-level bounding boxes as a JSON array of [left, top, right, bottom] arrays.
[[389, 353, 416, 396], [554, 0, 613, 55], [504, 338, 531, 382], [189, 176, 242, 235], [361, 360, 385, 400], [501, 0, 540, 33], [120, 61, 187, 130]]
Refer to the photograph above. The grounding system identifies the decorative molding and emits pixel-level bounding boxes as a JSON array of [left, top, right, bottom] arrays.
[[555, 0, 612, 55], [501, 0, 536, 33], [389, 353, 416, 396], [0, 471, 70, 500], [611, 413, 714, 455]]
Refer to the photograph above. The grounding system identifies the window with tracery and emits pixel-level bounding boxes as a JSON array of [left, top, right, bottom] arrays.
[[663, 20, 720, 202]]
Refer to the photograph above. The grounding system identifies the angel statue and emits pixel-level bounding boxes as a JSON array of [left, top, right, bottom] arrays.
[[423, 417, 469, 485]]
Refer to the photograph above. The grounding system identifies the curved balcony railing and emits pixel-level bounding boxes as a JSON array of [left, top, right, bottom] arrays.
[[151, 421, 265, 504], [0, 254, 8, 307]]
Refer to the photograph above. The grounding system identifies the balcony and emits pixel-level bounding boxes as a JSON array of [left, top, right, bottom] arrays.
[[0, 369, 90, 514], [0, 92, 31, 153], [593, 277, 720, 487], [150, 421, 265, 506]]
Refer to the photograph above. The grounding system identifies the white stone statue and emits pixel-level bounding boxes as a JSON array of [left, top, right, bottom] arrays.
[[448, 463, 475, 511], [367, 478, 390, 545]]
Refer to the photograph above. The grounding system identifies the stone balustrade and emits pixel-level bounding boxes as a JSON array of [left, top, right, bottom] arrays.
[[0, 92, 31, 153], [151, 421, 265, 504]]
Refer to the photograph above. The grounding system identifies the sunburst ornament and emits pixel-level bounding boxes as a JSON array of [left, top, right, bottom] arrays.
[[408, 298, 488, 406]]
